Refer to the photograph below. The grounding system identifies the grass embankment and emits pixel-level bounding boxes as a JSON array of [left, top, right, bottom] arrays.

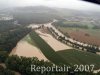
[[29, 31, 70, 65], [57, 49, 100, 69]]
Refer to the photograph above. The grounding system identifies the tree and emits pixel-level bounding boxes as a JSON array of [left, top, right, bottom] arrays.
[[0, 51, 8, 63]]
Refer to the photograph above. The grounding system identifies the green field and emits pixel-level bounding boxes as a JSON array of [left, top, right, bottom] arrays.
[[29, 31, 70, 65], [57, 49, 100, 69], [22, 34, 38, 47], [26, 31, 100, 70]]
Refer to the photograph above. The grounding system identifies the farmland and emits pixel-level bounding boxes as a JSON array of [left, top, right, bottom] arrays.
[[10, 34, 48, 61], [54, 20, 100, 46], [29, 31, 70, 65], [35, 28, 72, 51], [1, 5, 100, 75], [57, 49, 100, 70], [57, 27, 100, 38], [7, 22, 100, 74], [29, 30, 100, 70], [22, 34, 38, 47], [24, 30, 100, 70]]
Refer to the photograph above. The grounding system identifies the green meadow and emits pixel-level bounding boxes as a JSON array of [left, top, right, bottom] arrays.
[[25, 31, 100, 70]]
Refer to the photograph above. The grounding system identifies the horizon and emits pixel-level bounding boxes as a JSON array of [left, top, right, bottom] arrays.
[[0, 0, 100, 11]]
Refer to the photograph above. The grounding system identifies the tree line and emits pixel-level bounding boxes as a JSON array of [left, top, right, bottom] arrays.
[[0, 20, 32, 64], [52, 20, 100, 29], [5, 55, 98, 75], [52, 20, 89, 29], [0, 27, 32, 52], [93, 25, 100, 29], [47, 27, 100, 54], [0, 19, 32, 74]]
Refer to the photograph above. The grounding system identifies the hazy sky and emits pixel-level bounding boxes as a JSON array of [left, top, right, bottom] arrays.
[[1, 0, 100, 11]]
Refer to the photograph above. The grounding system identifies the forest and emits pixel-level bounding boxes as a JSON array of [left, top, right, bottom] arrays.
[[0, 20, 32, 61]]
